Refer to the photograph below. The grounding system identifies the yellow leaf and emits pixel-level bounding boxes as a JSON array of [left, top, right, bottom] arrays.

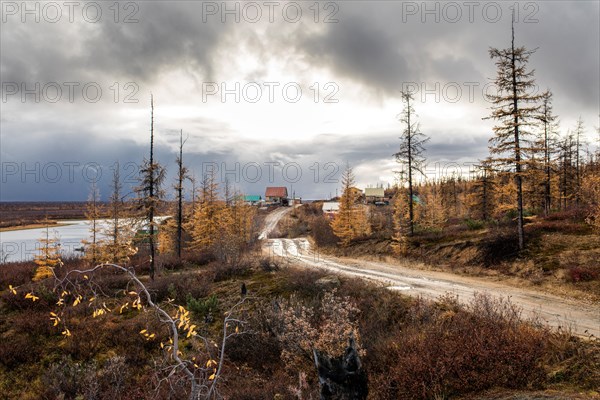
[[160, 342, 164, 349], [140, 329, 147, 334], [8, 285, 17, 295], [120, 303, 129, 313], [25, 292, 39, 302], [88, 297, 95, 303], [83, 275, 88, 280], [235, 326, 239, 333], [56, 298, 64, 306], [208, 373, 216, 380], [62, 328, 71, 337]]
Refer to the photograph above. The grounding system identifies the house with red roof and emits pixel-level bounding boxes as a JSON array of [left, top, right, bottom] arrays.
[[265, 186, 288, 205]]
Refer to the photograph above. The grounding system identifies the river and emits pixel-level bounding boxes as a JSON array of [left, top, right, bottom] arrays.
[[0, 217, 169, 263]]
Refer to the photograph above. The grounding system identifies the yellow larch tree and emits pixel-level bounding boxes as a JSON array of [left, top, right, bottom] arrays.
[[331, 165, 370, 247], [33, 219, 62, 281]]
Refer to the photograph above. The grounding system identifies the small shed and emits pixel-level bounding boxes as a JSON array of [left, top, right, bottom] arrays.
[[322, 201, 340, 219], [265, 187, 288, 204], [244, 195, 262, 205]]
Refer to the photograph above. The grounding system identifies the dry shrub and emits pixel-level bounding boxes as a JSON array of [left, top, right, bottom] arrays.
[[41, 355, 131, 400], [0, 260, 34, 287], [11, 309, 54, 337], [221, 368, 299, 399], [0, 332, 41, 368], [545, 332, 600, 389], [211, 259, 252, 282], [478, 227, 520, 267], [147, 271, 212, 304], [1, 280, 56, 311], [526, 219, 590, 235], [280, 267, 327, 299], [310, 215, 338, 247], [268, 289, 364, 375], [566, 266, 599, 282], [370, 294, 548, 399]]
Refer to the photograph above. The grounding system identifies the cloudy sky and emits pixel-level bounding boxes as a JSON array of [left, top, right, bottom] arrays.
[[1, 0, 599, 201]]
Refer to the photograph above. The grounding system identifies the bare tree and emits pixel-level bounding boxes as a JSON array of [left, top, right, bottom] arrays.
[[175, 130, 189, 259], [393, 90, 429, 236], [137, 96, 166, 279], [573, 117, 585, 205], [485, 15, 541, 250], [103, 163, 137, 264], [82, 182, 102, 265], [535, 90, 559, 216]]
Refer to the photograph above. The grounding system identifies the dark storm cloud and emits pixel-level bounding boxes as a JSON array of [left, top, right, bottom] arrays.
[[300, 16, 412, 94], [1, 1, 598, 201], [293, 1, 599, 109], [1, 2, 230, 86]]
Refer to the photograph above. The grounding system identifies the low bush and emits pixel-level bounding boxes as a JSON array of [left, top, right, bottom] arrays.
[[566, 266, 599, 282]]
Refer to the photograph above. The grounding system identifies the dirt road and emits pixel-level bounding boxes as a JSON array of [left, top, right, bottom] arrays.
[[260, 209, 599, 338], [258, 207, 292, 240]]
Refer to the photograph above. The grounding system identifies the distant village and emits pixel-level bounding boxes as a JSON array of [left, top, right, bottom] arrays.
[[246, 185, 394, 217]]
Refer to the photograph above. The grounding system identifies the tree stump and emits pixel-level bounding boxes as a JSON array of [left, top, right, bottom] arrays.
[[313, 336, 368, 400]]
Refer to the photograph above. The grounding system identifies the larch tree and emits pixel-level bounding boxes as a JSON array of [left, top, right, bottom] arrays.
[[189, 170, 222, 251], [534, 90, 559, 216], [558, 131, 576, 210], [573, 117, 585, 205], [175, 129, 189, 259], [471, 159, 496, 221], [485, 15, 541, 250], [82, 182, 103, 265], [33, 218, 62, 281], [393, 90, 429, 236], [331, 164, 370, 247], [137, 96, 166, 280], [102, 163, 137, 264]]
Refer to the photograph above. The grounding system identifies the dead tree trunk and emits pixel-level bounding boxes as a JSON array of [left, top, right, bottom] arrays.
[[313, 336, 368, 400]]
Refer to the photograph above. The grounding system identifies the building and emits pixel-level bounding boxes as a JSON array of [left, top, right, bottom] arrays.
[[244, 195, 262, 205], [349, 187, 364, 202], [322, 201, 340, 219], [364, 187, 385, 203], [265, 187, 288, 204]]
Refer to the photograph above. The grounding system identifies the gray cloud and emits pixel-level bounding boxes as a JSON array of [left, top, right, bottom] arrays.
[[1, 1, 598, 201]]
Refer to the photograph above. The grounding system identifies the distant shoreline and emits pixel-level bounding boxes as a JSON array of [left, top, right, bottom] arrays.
[[0, 221, 78, 232]]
